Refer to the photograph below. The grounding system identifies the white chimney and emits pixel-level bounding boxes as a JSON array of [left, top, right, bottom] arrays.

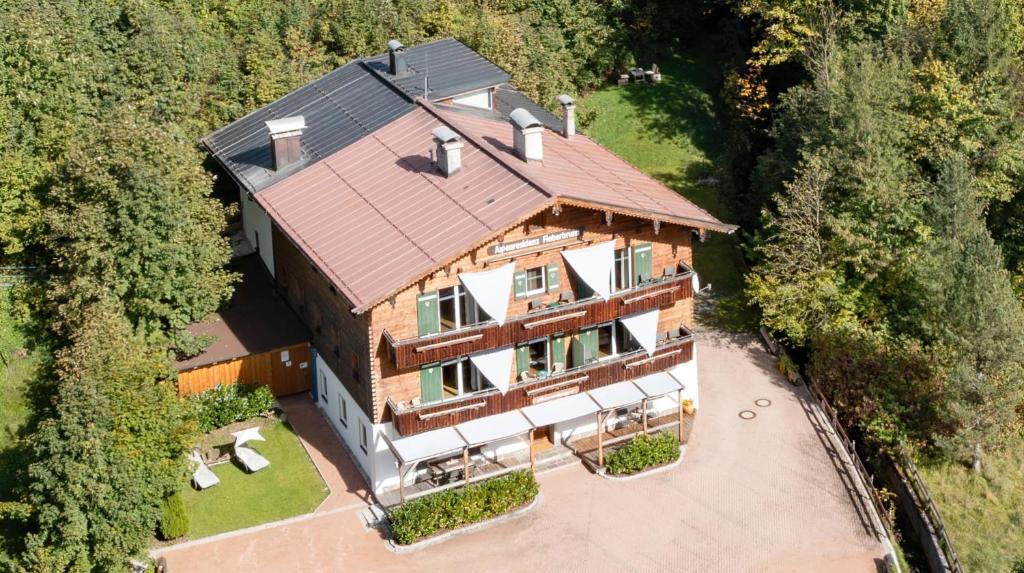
[[432, 126, 463, 177], [558, 95, 575, 138], [509, 108, 543, 163], [264, 116, 306, 171], [388, 39, 408, 77]]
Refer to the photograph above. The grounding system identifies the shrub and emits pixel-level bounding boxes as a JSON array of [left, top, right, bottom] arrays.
[[158, 493, 189, 541], [605, 431, 680, 476], [188, 383, 275, 432], [388, 470, 538, 545]]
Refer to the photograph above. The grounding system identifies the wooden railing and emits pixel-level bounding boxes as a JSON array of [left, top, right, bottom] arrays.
[[383, 270, 694, 369], [388, 332, 694, 436]]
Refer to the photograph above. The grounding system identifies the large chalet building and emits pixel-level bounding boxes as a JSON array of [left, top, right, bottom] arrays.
[[202, 39, 735, 504]]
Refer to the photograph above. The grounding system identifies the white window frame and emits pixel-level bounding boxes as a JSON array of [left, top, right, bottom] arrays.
[[524, 266, 546, 297], [436, 285, 489, 333], [439, 356, 489, 401], [613, 248, 632, 292], [319, 372, 328, 403], [358, 420, 368, 454], [525, 336, 551, 376], [339, 396, 348, 428]]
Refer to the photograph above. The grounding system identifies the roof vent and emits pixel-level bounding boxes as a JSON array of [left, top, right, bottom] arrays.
[[264, 116, 305, 171], [388, 40, 408, 77], [432, 126, 464, 177], [558, 95, 575, 139], [509, 108, 543, 163]]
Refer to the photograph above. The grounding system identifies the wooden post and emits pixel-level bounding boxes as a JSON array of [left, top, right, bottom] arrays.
[[677, 389, 684, 444], [597, 411, 605, 466], [463, 447, 471, 485], [642, 398, 649, 434], [399, 463, 411, 504], [529, 429, 536, 473]]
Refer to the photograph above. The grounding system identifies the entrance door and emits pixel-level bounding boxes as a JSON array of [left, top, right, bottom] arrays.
[[532, 425, 555, 454]]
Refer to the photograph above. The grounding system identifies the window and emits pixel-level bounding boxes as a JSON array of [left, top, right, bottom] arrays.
[[319, 372, 328, 403], [358, 420, 368, 454], [597, 322, 615, 360], [516, 338, 550, 379], [613, 248, 632, 292], [615, 322, 641, 354], [433, 356, 493, 402], [434, 286, 491, 334], [524, 266, 546, 296], [339, 396, 348, 428]]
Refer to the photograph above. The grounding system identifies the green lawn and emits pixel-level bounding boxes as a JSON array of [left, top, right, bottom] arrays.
[[579, 49, 751, 330], [918, 441, 1024, 572], [180, 420, 329, 539]]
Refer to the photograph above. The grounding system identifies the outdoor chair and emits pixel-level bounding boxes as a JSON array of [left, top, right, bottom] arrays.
[[663, 265, 677, 278], [558, 291, 574, 304], [520, 370, 537, 382], [551, 361, 566, 374], [231, 427, 271, 473], [189, 448, 220, 490], [657, 331, 670, 344], [529, 299, 545, 311]]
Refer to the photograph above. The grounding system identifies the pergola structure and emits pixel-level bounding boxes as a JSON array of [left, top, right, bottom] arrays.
[[381, 370, 689, 505]]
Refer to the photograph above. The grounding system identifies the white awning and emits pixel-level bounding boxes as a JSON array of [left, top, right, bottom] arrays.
[[459, 262, 516, 325], [389, 427, 466, 464], [521, 392, 600, 428], [634, 371, 683, 397], [456, 411, 532, 446], [561, 240, 615, 301], [469, 346, 514, 395], [620, 309, 659, 357], [588, 380, 646, 410]]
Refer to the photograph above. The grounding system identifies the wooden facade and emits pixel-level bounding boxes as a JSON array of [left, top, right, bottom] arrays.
[[177, 342, 312, 398], [384, 269, 694, 369], [389, 334, 693, 436]]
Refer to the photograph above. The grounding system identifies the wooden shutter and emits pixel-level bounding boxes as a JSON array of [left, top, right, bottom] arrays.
[[632, 243, 653, 284], [551, 334, 567, 367], [546, 264, 560, 293], [419, 363, 442, 403], [514, 271, 528, 300], [515, 344, 530, 378], [573, 328, 597, 366], [417, 291, 440, 336]]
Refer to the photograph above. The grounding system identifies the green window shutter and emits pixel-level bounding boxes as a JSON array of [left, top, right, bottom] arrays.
[[546, 264, 560, 293], [515, 344, 531, 377], [632, 243, 653, 284], [573, 328, 597, 366], [420, 363, 442, 403], [514, 271, 528, 300], [417, 291, 440, 336], [551, 334, 567, 367]]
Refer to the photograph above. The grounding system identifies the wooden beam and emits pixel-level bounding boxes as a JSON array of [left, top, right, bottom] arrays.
[[597, 411, 606, 466], [399, 463, 413, 504], [642, 398, 649, 434], [677, 389, 684, 444], [463, 447, 471, 486], [653, 220, 661, 235], [605, 210, 613, 226], [529, 429, 536, 473]]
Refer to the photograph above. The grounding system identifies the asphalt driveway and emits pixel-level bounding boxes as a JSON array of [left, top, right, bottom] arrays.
[[155, 329, 886, 572]]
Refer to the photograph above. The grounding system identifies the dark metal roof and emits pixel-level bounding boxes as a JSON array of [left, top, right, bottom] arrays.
[[365, 38, 510, 100], [494, 84, 562, 131], [203, 38, 512, 194]]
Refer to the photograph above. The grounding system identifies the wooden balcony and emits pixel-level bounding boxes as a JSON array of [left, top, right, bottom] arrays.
[[388, 331, 694, 437], [383, 269, 694, 370]]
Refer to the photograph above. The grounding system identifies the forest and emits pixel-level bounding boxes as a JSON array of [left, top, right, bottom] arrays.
[[1, 0, 1022, 570]]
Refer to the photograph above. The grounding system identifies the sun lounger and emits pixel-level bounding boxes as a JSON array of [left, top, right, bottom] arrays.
[[231, 427, 270, 473], [189, 448, 220, 490]]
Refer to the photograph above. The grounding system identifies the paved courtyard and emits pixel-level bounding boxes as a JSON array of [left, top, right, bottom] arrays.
[[155, 330, 886, 572]]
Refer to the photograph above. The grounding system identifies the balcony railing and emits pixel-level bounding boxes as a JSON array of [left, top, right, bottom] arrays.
[[383, 267, 694, 370], [387, 329, 694, 436]]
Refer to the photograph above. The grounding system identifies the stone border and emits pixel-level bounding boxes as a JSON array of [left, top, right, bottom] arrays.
[[597, 445, 686, 481], [383, 492, 544, 554]]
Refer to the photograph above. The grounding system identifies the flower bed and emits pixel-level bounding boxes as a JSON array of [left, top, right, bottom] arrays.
[[605, 431, 680, 476], [388, 470, 539, 545]]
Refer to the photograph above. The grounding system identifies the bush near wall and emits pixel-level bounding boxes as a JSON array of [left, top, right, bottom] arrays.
[[188, 384, 275, 433], [388, 470, 539, 545], [605, 431, 680, 476], [158, 493, 189, 541]]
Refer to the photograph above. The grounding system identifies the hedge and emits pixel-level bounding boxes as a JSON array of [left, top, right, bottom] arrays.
[[158, 493, 190, 540], [188, 383, 275, 432], [605, 431, 680, 476], [388, 470, 539, 545]]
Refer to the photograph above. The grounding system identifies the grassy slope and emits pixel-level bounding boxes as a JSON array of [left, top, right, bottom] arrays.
[[579, 49, 752, 330], [180, 420, 329, 539], [918, 442, 1024, 572]]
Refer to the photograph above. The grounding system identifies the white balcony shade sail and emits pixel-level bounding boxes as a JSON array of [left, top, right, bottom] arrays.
[[588, 380, 646, 410], [561, 240, 615, 301], [390, 427, 466, 464], [634, 371, 684, 397], [456, 411, 532, 446], [469, 346, 515, 395], [619, 308, 659, 357], [459, 262, 516, 325]]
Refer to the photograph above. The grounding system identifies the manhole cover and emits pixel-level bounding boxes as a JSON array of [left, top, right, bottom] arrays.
[[739, 410, 756, 420], [754, 398, 772, 408]]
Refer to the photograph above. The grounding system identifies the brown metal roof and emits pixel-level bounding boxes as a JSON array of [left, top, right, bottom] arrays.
[[255, 99, 732, 314]]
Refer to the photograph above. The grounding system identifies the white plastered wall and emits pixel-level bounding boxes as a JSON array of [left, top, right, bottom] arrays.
[[241, 192, 275, 276], [314, 353, 376, 485]]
